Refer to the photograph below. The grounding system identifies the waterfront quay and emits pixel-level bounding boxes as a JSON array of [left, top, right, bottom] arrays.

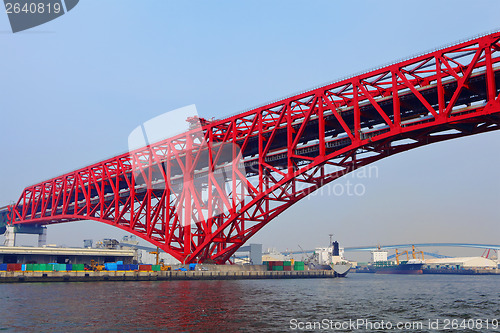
[[0, 269, 337, 283]]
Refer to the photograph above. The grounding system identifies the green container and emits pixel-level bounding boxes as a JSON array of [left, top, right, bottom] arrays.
[[40, 264, 52, 271], [294, 262, 305, 271], [25, 264, 34, 271], [55, 264, 66, 271], [272, 266, 284, 271], [283, 261, 292, 266], [72, 264, 84, 271], [152, 265, 161, 272]]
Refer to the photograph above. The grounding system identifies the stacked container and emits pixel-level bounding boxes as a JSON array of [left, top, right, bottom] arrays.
[[294, 261, 305, 271], [283, 261, 292, 271]]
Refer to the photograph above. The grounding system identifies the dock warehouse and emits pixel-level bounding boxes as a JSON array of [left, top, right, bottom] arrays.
[[0, 246, 135, 265]]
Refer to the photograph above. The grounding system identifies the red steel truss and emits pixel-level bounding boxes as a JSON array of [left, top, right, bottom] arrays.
[[6, 32, 500, 263]]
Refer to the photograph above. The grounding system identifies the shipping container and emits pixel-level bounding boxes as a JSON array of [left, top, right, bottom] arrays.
[[0, 264, 7, 271], [139, 264, 152, 271], [72, 264, 84, 271], [55, 264, 67, 271], [130, 264, 139, 271], [7, 263, 22, 271], [293, 263, 305, 271], [116, 261, 123, 265], [38, 264, 51, 271], [272, 265, 284, 271], [189, 263, 197, 271], [152, 265, 161, 272], [293, 261, 305, 272], [284, 261, 292, 266], [284, 266, 292, 271], [105, 263, 118, 271], [117, 264, 124, 271], [66, 264, 73, 271]]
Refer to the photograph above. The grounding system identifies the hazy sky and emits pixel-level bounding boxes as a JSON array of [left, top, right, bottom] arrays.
[[1, 1, 499, 260]]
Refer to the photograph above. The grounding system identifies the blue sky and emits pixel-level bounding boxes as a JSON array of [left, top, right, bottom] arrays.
[[1, 1, 499, 259]]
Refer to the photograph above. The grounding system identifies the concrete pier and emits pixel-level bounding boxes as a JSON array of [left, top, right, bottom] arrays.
[[0, 269, 338, 283]]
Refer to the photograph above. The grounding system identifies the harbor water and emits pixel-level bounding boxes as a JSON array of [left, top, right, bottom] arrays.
[[0, 273, 498, 332]]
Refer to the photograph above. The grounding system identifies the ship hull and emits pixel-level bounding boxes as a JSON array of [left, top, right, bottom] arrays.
[[371, 263, 424, 274], [333, 264, 351, 277], [375, 269, 423, 274], [308, 263, 332, 271]]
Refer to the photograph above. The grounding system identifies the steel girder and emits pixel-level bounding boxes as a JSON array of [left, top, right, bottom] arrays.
[[8, 32, 500, 263]]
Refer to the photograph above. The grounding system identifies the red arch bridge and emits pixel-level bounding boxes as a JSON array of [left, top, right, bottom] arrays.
[[1, 32, 500, 264]]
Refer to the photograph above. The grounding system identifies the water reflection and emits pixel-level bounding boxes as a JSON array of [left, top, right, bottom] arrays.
[[0, 275, 498, 332]]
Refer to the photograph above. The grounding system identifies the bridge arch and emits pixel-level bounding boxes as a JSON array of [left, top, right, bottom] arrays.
[[8, 32, 500, 263]]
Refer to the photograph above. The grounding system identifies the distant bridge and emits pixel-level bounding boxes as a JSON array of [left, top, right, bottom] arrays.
[[387, 252, 452, 259], [344, 243, 500, 251], [281, 243, 500, 256]]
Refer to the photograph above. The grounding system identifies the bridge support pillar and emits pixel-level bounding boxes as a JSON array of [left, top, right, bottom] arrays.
[[3, 225, 47, 247], [4, 226, 16, 247], [38, 227, 47, 247]]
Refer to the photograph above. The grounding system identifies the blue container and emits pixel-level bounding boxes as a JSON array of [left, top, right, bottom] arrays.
[[123, 264, 130, 271], [105, 263, 118, 271], [130, 264, 139, 271], [189, 263, 197, 271], [0, 264, 7, 271], [116, 261, 123, 265], [66, 264, 73, 271], [117, 264, 124, 270], [21, 264, 26, 271]]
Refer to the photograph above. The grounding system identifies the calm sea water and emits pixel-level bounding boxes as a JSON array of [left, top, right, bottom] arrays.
[[0, 273, 498, 332]]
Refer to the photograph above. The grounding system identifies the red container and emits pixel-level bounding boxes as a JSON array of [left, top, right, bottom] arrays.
[[7, 263, 22, 271], [139, 264, 152, 271], [284, 266, 292, 271], [274, 261, 284, 266]]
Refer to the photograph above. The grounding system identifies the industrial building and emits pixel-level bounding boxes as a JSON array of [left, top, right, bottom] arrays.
[[424, 257, 498, 269], [0, 246, 135, 265]]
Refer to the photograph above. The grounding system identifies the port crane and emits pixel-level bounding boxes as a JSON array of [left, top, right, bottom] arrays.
[[395, 249, 409, 265], [411, 245, 425, 260]]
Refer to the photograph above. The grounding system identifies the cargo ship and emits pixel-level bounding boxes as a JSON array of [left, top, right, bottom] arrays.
[[369, 259, 424, 274], [366, 246, 424, 274], [306, 241, 351, 277]]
